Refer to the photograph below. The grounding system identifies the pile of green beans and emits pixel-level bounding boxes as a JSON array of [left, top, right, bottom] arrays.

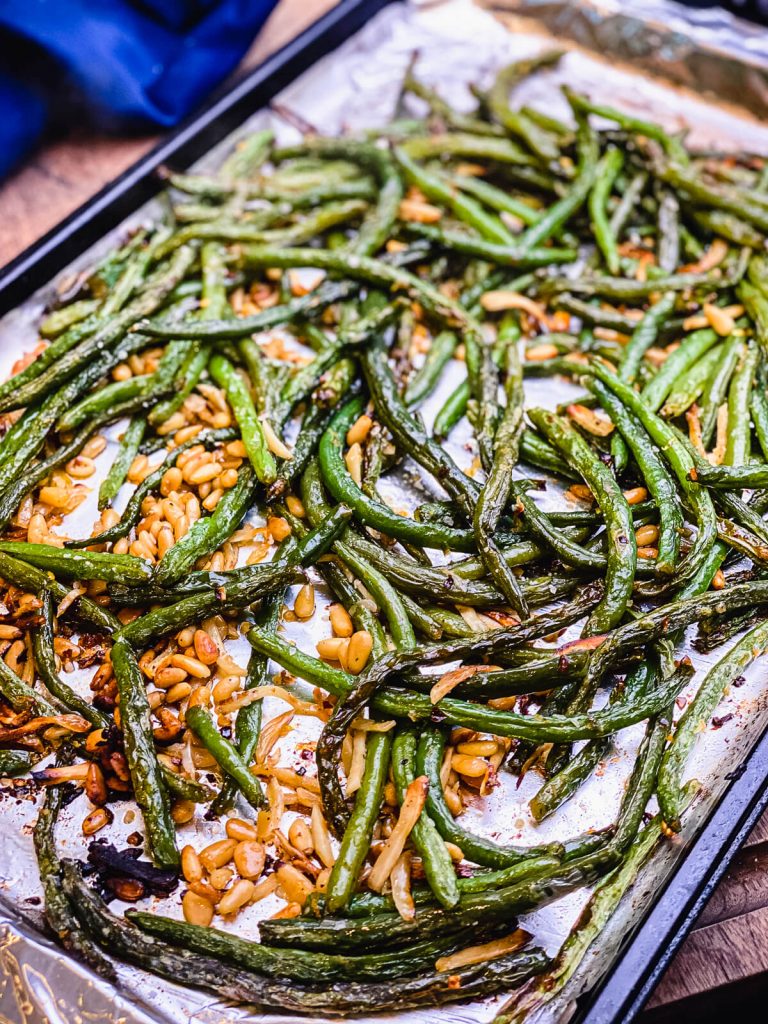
[[2, 54, 768, 1019]]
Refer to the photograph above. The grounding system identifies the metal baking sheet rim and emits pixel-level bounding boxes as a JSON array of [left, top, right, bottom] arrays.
[[2, 1, 768, 1023]]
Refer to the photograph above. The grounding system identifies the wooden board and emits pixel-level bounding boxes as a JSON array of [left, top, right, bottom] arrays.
[[0, 0, 764, 1015]]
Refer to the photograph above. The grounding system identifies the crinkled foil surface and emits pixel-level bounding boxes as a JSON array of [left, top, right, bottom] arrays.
[[3, 1, 768, 1022]]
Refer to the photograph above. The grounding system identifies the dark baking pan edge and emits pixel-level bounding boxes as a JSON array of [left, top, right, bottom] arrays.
[[0, 2, 766, 1021]]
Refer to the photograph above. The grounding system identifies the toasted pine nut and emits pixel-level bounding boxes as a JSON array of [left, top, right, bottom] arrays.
[[276, 864, 314, 906], [171, 799, 196, 824], [193, 629, 219, 666], [28, 513, 49, 545], [637, 546, 658, 559], [234, 840, 266, 880], [712, 569, 726, 590], [451, 754, 489, 778], [174, 424, 203, 445], [226, 818, 260, 842], [171, 653, 210, 679], [525, 343, 559, 361], [635, 524, 659, 546], [316, 637, 347, 661], [82, 435, 107, 459], [66, 455, 96, 479], [293, 583, 315, 621], [267, 516, 291, 542], [82, 806, 113, 836], [456, 740, 498, 757], [623, 487, 648, 505], [208, 866, 234, 891], [161, 467, 183, 495], [127, 454, 150, 484], [329, 603, 353, 638], [285, 495, 305, 518], [166, 682, 193, 704], [182, 890, 214, 926], [288, 818, 314, 855], [199, 838, 237, 872], [398, 197, 442, 223], [202, 488, 224, 511], [345, 442, 363, 486], [0, 625, 21, 640], [219, 468, 239, 489], [567, 484, 594, 503], [212, 675, 241, 703], [155, 666, 188, 688], [182, 845, 203, 883], [347, 630, 373, 674], [346, 414, 373, 447], [226, 440, 247, 458], [218, 879, 256, 916]]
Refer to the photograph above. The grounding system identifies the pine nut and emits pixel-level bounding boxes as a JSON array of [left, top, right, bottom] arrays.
[[623, 487, 648, 505], [155, 666, 188, 688], [171, 653, 210, 679], [267, 516, 291, 542], [182, 845, 203, 883], [174, 425, 203, 445], [171, 799, 196, 824], [285, 495, 306, 518], [127, 455, 150, 484], [226, 440, 247, 458], [199, 838, 237, 872], [66, 455, 96, 479], [28, 513, 49, 545], [635, 524, 659, 546], [82, 435, 107, 459], [202, 489, 223, 511], [288, 818, 313, 855], [226, 818, 260, 842], [293, 583, 315, 620], [219, 468, 239, 489], [157, 525, 175, 558], [82, 806, 113, 835], [276, 864, 314, 906], [451, 754, 488, 778], [316, 637, 347, 661], [329, 604, 353, 638], [218, 879, 255, 916], [112, 364, 132, 382], [208, 866, 234, 890], [233, 840, 266, 880], [188, 462, 221, 486], [157, 412, 186, 436], [347, 630, 373, 674], [346, 414, 373, 446], [344, 442, 363, 485], [193, 629, 219, 666], [161, 467, 183, 496], [182, 890, 214, 927], [212, 675, 241, 703], [166, 682, 193, 703]]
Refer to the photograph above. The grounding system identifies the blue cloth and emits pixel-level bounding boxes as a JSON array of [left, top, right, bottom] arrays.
[[0, 0, 278, 179]]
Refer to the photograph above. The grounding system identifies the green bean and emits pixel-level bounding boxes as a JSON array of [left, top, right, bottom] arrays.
[[487, 53, 564, 162], [0, 542, 151, 585], [659, 618, 768, 830], [660, 344, 723, 418], [40, 298, 100, 338], [32, 590, 111, 729], [111, 637, 178, 868], [473, 330, 530, 615], [564, 88, 688, 162], [586, 359, 718, 593], [0, 654, 60, 715], [517, 124, 599, 250], [186, 706, 266, 810], [589, 148, 624, 274], [98, 417, 145, 510], [725, 341, 759, 465], [336, 543, 416, 650], [325, 730, 392, 912], [404, 222, 575, 267], [62, 859, 550, 1014], [0, 552, 120, 633], [589, 379, 683, 575], [530, 739, 611, 821], [392, 729, 459, 907], [0, 245, 196, 414], [209, 353, 276, 483], [527, 407, 635, 634], [418, 728, 562, 867], [449, 172, 541, 226], [153, 466, 256, 585], [699, 333, 744, 447], [403, 330, 457, 407], [0, 750, 34, 775], [396, 147, 512, 243]]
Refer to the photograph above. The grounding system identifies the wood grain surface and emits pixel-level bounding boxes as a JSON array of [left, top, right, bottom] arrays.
[[0, 0, 765, 1015]]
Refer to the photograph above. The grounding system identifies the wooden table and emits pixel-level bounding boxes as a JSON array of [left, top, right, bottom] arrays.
[[0, 0, 766, 1016]]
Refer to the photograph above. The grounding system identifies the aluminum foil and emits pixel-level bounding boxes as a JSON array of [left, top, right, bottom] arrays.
[[3, 1, 768, 1023]]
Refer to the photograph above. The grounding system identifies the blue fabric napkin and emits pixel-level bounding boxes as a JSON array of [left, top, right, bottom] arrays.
[[0, 0, 279, 179]]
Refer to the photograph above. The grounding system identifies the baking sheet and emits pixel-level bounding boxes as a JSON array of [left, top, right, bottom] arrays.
[[2, 1, 768, 1023]]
